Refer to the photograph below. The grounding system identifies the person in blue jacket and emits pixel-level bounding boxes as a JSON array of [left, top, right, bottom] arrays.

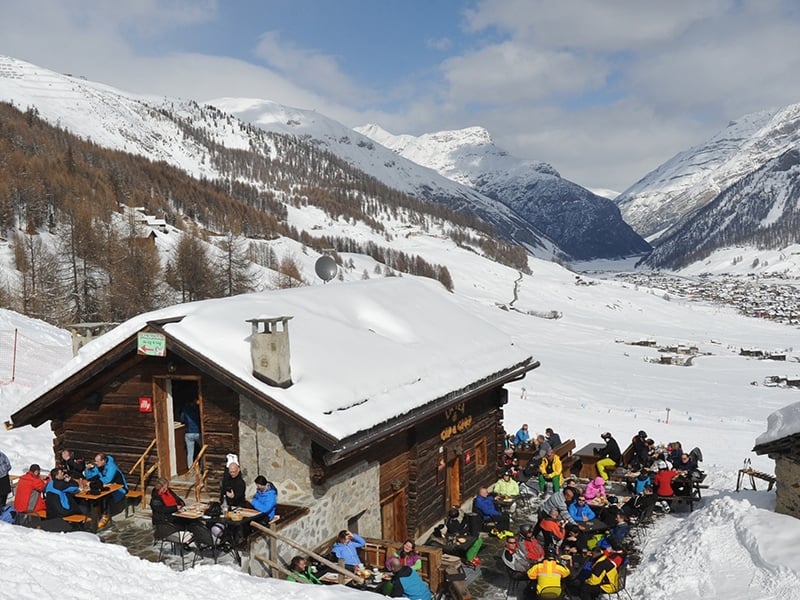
[[474, 487, 510, 530], [251, 475, 278, 521], [45, 467, 85, 519], [568, 494, 597, 524], [388, 556, 432, 600], [83, 452, 128, 528], [513, 424, 531, 448], [331, 529, 366, 570]]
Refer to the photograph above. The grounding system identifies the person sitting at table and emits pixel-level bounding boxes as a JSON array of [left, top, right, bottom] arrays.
[[388, 556, 432, 600], [14, 463, 48, 513], [150, 477, 186, 525], [83, 453, 128, 504], [539, 506, 566, 553], [539, 487, 577, 527], [474, 487, 510, 530], [386, 539, 422, 571], [504, 433, 516, 452], [667, 441, 683, 467], [251, 475, 278, 522], [526, 547, 571, 600], [518, 523, 544, 565], [621, 484, 656, 521], [584, 477, 607, 503], [533, 435, 552, 462], [220, 461, 249, 508], [545, 427, 562, 449], [593, 432, 621, 481], [428, 508, 483, 566], [568, 493, 597, 525], [287, 555, 322, 584], [502, 535, 531, 574], [602, 512, 630, 551], [539, 448, 563, 496], [577, 547, 619, 600], [56, 448, 85, 482], [45, 467, 86, 519], [629, 430, 652, 472], [514, 424, 532, 448], [652, 460, 679, 497], [675, 451, 699, 473], [494, 470, 520, 498], [331, 529, 366, 571], [562, 523, 589, 556]]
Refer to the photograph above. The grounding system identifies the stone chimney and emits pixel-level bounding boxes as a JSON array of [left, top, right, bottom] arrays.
[[247, 317, 293, 388]]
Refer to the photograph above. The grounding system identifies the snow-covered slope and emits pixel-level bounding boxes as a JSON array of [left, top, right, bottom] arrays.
[[356, 124, 650, 260], [617, 103, 800, 240]]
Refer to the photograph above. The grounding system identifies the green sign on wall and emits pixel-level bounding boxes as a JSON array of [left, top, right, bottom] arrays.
[[137, 332, 166, 357]]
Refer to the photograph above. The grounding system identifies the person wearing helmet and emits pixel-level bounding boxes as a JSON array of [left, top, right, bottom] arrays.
[[593, 432, 621, 481], [526, 547, 570, 599], [519, 523, 544, 564]]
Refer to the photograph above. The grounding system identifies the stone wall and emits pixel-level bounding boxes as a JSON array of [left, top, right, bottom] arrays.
[[238, 395, 382, 575], [775, 455, 800, 519]]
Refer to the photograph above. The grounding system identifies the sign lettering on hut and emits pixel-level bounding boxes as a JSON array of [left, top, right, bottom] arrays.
[[137, 332, 166, 357]]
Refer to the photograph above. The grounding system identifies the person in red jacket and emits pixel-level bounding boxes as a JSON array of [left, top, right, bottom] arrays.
[[652, 461, 679, 496], [14, 463, 48, 513]]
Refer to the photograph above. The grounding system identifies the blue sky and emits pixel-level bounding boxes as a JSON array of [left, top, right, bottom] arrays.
[[3, 0, 800, 192]]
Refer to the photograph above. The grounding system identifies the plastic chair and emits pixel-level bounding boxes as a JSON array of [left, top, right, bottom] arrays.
[[153, 522, 189, 570], [505, 564, 529, 599], [189, 523, 219, 567]]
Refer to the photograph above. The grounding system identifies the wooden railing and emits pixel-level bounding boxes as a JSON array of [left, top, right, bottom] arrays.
[[187, 444, 209, 502], [250, 521, 366, 586], [128, 438, 158, 508]]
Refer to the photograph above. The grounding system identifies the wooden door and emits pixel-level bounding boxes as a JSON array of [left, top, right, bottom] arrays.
[[381, 489, 407, 541], [152, 377, 172, 477], [446, 450, 461, 511]]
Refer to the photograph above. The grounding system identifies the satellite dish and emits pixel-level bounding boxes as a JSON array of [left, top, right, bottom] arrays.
[[315, 255, 338, 282]]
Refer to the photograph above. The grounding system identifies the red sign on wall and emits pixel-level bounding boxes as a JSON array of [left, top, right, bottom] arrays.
[[464, 450, 472, 465], [139, 396, 153, 413]]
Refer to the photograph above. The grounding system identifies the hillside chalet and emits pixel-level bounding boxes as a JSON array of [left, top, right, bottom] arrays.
[[8, 277, 538, 565], [753, 401, 800, 519]]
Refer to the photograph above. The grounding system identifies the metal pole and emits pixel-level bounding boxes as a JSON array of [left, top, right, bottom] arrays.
[[11, 328, 18, 382]]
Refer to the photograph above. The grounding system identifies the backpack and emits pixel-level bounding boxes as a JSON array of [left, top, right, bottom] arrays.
[[0, 505, 17, 524], [689, 447, 703, 463], [205, 501, 222, 518]]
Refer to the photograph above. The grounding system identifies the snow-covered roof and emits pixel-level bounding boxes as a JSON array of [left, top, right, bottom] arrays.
[[755, 400, 800, 447], [12, 277, 535, 443]]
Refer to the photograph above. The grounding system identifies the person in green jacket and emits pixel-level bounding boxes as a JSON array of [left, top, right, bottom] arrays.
[[287, 556, 321, 584]]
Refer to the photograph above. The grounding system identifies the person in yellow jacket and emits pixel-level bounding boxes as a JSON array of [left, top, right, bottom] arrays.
[[526, 549, 570, 599], [539, 448, 563, 495], [578, 547, 619, 600]]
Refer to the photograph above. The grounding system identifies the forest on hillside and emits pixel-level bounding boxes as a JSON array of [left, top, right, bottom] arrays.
[[0, 103, 528, 326]]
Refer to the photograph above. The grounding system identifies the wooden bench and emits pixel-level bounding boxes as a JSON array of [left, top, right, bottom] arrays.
[[124, 489, 144, 517], [736, 468, 777, 492], [62, 514, 93, 528], [554, 439, 577, 475]]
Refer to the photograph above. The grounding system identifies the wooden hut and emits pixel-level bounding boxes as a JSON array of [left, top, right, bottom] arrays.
[[753, 402, 800, 519], [8, 277, 538, 565]]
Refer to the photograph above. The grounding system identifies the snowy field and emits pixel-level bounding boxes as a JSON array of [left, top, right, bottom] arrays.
[[2, 249, 800, 599]]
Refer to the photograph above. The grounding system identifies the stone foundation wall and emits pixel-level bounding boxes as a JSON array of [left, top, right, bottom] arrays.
[[238, 395, 382, 575], [775, 456, 800, 519]]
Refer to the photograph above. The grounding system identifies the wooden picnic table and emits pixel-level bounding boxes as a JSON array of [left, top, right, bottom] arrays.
[[573, 443, 605, 479], [74, 482, 124, 531]]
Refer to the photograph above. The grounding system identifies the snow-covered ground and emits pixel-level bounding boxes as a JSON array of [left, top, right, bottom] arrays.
[[3, 249, 800, 599]]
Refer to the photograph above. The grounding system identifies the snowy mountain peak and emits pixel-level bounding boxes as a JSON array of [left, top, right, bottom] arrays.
[[616, 100, 800, 240]]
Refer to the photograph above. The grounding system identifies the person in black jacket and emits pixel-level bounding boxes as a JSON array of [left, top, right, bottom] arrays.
[[220, 461, 249, 508], [629, 431, 652, 471], [56, 448, 86, 482], [594, 432, 621, 481], [45, 468, 86, 519], [150, 477, 186, 525]]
